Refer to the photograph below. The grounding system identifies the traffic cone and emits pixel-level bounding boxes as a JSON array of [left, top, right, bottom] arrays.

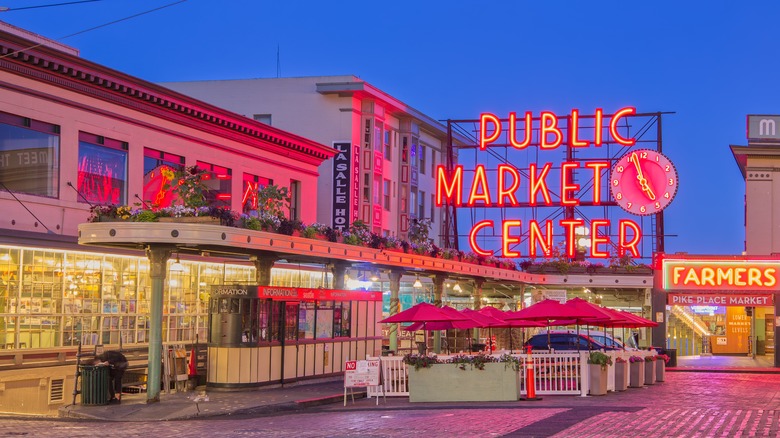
[[520, 345, 542, 401], [188, 347, 197, 378]]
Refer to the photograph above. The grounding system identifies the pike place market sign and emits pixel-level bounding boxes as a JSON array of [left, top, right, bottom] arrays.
[[661, 258, 780, 292]]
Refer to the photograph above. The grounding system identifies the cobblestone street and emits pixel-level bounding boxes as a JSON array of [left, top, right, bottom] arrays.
[[2, 372, 780, 437]]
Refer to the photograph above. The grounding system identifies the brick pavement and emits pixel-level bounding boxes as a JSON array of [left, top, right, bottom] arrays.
[[1, 372, 779, 437]]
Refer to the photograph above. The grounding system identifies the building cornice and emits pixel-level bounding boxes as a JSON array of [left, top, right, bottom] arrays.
[[0, 30, 336, 164]]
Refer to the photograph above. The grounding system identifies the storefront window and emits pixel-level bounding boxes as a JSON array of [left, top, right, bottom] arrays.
[[316, 301, 334, 339], [0, 112, 59, 198], [242, 173, 271, 213], [77, 132, 127, 205], [196, 160, 231, 208], [298, 302, 315, 339], [143, 148, 183, 208]]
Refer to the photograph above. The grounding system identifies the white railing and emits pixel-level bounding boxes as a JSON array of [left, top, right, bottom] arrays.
[[522, 352, 585, 396], [367, 355, 409, 397]]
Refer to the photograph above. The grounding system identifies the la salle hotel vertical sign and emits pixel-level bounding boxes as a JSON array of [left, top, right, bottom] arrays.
[[332, 142, 360, 232]]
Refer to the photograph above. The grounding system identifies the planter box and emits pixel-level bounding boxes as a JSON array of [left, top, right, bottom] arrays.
[[588, 364, 608, 396], [408, 363, 520, 402], [614, 362, 628, 391], [629, 362, 644, 388], [644, 360, 657, 385], [656, 360, 665, 382], [158, 216, 221, 225]]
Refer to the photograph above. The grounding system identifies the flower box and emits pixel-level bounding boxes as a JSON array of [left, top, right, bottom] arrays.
[[407, 363, 521, 402], [655, 358, 665, 382], [614, 361, 628, 391], [158, 216, 221, 225], [629, 361, 644, 388], [588, 363, 608, 396], [644, 359, 656, 385]]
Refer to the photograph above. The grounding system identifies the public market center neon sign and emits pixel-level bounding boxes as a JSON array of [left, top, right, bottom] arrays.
[[436, 107, 643, 259]]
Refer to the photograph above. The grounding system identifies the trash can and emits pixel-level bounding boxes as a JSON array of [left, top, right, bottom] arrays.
[[660, 348, 677, 368], [80, 365, 110, 406]]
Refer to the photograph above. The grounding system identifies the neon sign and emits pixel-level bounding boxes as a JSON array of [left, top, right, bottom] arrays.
[[662, 258, 780, 291], [437, 107, 649, 258]]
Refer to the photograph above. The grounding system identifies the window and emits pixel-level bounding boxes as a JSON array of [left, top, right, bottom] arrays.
[[418, 190, 426, 219], [411, 142, 418, 168], [289, 180, 301, 220], [195, 161, 231, 207], [374, 122, 382, 152], [143, 148, 183, 208], [253, 114, 272, 125], [400, 186, 408, 214], [373, 177, 380, 205], [383, 179, 391, 210], [401, 137, 409, 163], [410, 190, 416, 217], [298, 302, 315, 339], [242, 173, 272, 213], [384, 130, 391, 159], [78, 132, 127, 205], [431, 193, 435, 222], [0, 111, 59, 198], [363, 173, 370, 203], [431, 151, 436, 175], [334, 302, 351, 338], [419, 145, 426, 174]]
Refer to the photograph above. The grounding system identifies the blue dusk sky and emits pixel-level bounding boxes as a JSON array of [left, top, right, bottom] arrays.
[[3, 0, 779, 257]]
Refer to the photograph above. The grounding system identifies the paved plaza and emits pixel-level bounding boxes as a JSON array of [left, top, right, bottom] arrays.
[[0, 371, 775, 437]]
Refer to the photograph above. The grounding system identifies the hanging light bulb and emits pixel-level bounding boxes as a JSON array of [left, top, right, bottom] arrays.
[[170, 254, 185, 273], [453, 282, 462, 292], [413, 275, 422, 288]]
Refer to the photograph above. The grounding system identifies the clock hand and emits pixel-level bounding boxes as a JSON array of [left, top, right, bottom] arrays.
[[630, 153, 656, 200]]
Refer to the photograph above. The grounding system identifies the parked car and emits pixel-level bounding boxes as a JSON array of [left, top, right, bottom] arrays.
[[524, 330, 625, 351]]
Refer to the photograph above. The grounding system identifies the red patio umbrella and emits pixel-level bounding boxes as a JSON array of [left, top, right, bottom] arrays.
[[478, 306, 546, 328], [403, 305, 479, 331], [505, 299, 596, 351], [382, 303, 471, 354]]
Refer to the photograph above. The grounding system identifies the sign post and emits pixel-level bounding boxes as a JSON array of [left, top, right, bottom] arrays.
[[344, 359, 383, 406]]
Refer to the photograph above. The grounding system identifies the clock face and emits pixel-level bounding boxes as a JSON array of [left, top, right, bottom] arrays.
[[610, 149, 678, 216]]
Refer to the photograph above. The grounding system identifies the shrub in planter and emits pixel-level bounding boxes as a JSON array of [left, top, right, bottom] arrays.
[[614, 357, 628, 391], [587, 351, 612, 396], [644, 355, 657, 385], [628, 356, 644, 388]]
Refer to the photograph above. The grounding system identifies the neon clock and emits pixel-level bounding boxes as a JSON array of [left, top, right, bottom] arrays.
[[610, 149, 678, 216]]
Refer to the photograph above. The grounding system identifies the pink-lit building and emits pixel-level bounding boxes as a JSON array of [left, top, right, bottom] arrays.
[[0, 22, 365, 415]]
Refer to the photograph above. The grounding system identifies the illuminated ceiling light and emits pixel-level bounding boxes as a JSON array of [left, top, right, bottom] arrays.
[[370, 273, 379, 282], [0, 253, 10, 262], [453, 282, 462, 292], [170, 255, 185, 273], [413, 275, 422, 288]]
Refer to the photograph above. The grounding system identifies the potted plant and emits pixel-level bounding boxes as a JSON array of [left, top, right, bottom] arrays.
[[614, 357, 628, 391], [644, 355, 657, 385], [656, 354, 669, 382], [628, 355, 644, 388], [587, 351, 612, 396], [161, 165, 210, 209]]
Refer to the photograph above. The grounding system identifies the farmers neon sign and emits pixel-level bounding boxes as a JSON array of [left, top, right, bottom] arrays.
[[436, 107, 641, 259]]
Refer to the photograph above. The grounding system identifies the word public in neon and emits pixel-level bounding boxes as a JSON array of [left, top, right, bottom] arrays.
[[437, 107, 640, 259]]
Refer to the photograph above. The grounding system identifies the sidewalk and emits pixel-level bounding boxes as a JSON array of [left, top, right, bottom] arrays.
[[59, 379, 365, 422]]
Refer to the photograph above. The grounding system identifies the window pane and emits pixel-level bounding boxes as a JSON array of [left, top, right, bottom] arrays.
[[143, 148, 183, 208], [77, 141, 127, 205], [0, 119, 59, 197]]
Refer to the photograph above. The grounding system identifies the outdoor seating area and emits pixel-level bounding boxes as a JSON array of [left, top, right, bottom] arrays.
[[374, 299, 665, 401]]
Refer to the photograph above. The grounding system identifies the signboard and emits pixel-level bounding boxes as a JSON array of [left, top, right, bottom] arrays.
[[435, 107, 652, 259], [211, 286, 382, 302], [332, 142, 353, 232], [541, 289, 567, 303], [661, 258, 780, 291], [668, 293, 773, 306], [747, 115, 780, 142], [344, 359, 381, 388], [715, 337, 727, 346]]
